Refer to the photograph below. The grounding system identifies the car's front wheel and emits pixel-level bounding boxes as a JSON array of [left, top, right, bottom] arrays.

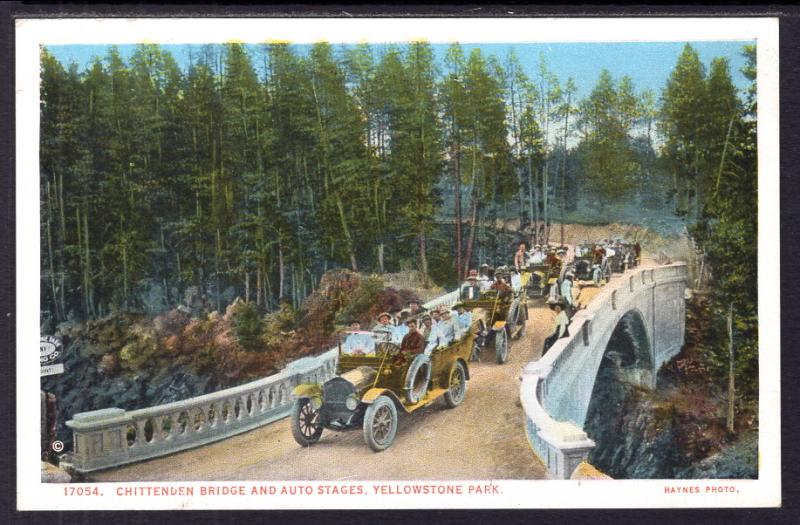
[[362, 395, 398, 452], [495, 327, 509, 364], [291, 398, 323, 447]]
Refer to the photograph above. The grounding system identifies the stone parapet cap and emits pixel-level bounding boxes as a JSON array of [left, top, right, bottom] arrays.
[[67, 408, 131, 430]]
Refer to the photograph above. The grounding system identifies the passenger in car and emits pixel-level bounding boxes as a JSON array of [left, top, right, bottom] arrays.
[[343, 320, 376, 356], [372, 312, 393, 340], [400, 318, 425, 355]]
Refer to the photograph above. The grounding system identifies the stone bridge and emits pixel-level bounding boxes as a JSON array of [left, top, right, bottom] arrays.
[[63, 263, 687, 481], [519, 263, 689, 479]]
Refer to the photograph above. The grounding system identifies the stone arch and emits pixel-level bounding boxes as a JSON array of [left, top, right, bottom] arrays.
[[549, 308, 655, 429], [582, 309, 657, 478], [603, 309, 653, 377]]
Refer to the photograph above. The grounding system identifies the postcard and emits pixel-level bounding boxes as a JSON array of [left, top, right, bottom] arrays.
[[16, 16, 780, 510]]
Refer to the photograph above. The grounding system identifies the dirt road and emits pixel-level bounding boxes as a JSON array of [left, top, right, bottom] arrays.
[[91, 304, 555, 482]]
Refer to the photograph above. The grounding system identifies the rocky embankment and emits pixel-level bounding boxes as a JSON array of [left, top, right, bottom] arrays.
[[41, 270, 427, 452], [584, 296, 757, 479]]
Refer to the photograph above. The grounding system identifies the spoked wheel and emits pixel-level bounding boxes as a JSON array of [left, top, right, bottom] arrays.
[[495, 327, 509, 364], [516, 305, 528, 338], [443, 361, 468, 408], [507, 299, 526, 340], [291, 398, 323, 447], [363, 395, 398, 452]]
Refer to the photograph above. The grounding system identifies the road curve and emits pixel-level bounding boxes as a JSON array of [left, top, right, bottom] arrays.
[[90, 305, 554, 482]]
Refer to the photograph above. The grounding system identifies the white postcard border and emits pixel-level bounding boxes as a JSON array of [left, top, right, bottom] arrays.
[[16, 16, 781, 510]]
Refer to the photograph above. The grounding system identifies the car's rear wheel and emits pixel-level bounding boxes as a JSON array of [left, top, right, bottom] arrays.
[[291, 398, 323, 447], [495, 327, 509, 364], [443, 361, 468, 408], [363, 395, 398, 452]]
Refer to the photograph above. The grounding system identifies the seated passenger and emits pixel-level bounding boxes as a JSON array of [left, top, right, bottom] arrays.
[[407, 299, 426, 317], [490, 274, 513, 298], [371, 312, 394, 340], [529, 245, 545, 264], [437, 309, 456, 345], [391, 311, 410, 344], [461, 275, 482, 301], [456, 304, 472, 334], [343, 320, 376, 356], [420, 314, 434, 341], [399, 318, 425, 355]]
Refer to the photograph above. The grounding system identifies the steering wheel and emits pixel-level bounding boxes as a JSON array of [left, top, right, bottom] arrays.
[[376, 341, 401, 357]]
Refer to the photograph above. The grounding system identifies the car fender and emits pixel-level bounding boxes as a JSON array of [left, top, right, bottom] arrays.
[[491, 320, 506, 331], [292, 383, 322, 400], [361, 388, 405, 411], [455, 357, 470, 380]]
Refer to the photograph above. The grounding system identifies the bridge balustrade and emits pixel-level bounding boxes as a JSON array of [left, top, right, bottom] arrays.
[[520, 263, 688, 479], [65, 289, 460, 473]]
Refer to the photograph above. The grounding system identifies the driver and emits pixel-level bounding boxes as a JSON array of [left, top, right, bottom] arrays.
[[371, 312, 394, 340], [343, 320, 376, 356]]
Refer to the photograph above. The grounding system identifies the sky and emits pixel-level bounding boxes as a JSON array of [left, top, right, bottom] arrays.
[[47, 40, 753, 101]]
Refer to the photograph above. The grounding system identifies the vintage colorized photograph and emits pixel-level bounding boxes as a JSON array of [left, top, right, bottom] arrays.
[[16, 16, 780, 510]]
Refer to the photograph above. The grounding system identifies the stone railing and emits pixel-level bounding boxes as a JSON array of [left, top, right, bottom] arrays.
[[422, 289, 460, 311], [66, 349, 338, 472], [519, 263, 688, 479], [66, 286, 461, 473]]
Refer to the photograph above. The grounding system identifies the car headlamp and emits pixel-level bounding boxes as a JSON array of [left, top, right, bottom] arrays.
[[345, 395, 358, 411], [311, 396, 323, 410]]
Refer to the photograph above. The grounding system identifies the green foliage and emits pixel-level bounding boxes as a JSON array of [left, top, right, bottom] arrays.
[[576, 70, 640, 202], [228, 300, 264, 351], [660, 44, 758, 409]]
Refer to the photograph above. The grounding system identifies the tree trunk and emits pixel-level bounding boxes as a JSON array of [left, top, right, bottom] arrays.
[[529, 156, 538, 245], [378, 243, 385, 274], [727, 302, 736, 434], [83, 205, 93, 317], [215, 228, 222, 312], [278, 239, 285, 300], [45, 181, 61, 321], [419, 228, 430, 287], [463, 198, 478, 278], [454, 138, 462, 282]]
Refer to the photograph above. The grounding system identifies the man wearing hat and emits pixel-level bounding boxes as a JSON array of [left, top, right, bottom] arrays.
[[407, 299, 426, 317], [542, 300, 570, 356], [560, 272, 575, 316], [490, 270, 513, 297], [514, 241, 529, 271], [372, 312, 393, 340], [461, 273, 482, 301]]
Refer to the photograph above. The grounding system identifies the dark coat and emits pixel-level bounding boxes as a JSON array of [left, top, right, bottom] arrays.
[[400, 330, 425, 354]]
